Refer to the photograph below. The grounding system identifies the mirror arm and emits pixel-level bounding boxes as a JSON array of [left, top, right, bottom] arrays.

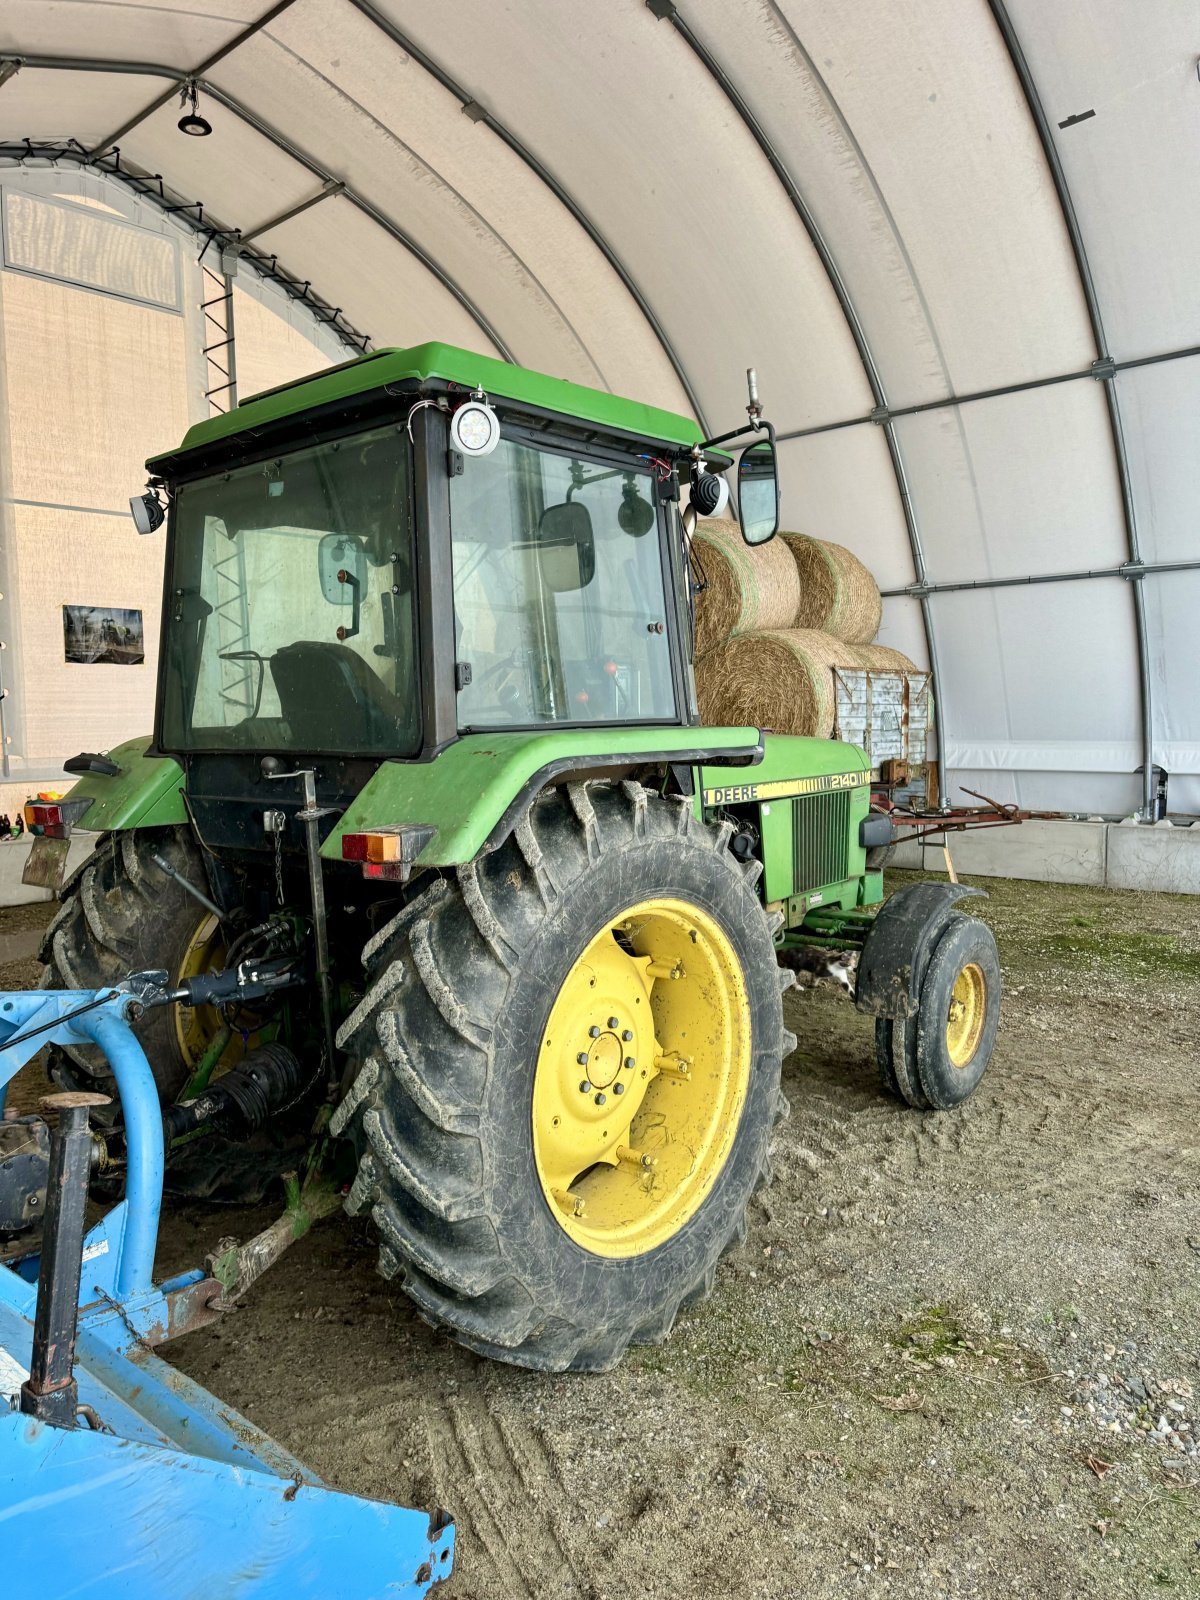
[[690, 417, 775, 455], [335, 569, 361, 642]]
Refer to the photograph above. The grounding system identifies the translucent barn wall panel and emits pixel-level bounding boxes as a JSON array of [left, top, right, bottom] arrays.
[[398, 0, 874, 432], [0, 213, 190, 778], [212, 12, 609, 389], [7, 504, 165, 761], [686, 0, 1096, 407], [1116, 356, 1200, 566], [947, 769, 1141, 817], [775, 427, 914, 592], [0, 0, 264, 61], [0, 264, 190, 517], [232, 279, 336, 403], [267, 0, 690, 411], [930, 581, 1141, 812], [0, 69, 160, 146], [122, 106, 321, 246], [1007, 1, 1200, 357], [1142, 569, 1200, 816], [252, 195, 503, 358], [892, 382, 1128, 583]]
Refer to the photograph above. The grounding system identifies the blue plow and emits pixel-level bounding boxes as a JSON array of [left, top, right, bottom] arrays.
[[0, 986, 454, 1598]]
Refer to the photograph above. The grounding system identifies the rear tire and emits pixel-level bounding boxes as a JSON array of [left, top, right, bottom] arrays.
[[40, 827, 223, 1103], [334, 780, 794, 1372]]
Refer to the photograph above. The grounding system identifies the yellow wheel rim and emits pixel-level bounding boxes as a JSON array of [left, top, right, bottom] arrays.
[[173, 914, 249, 1074], [532, 897, 752, 1259], [945, 962, 987, 1068]]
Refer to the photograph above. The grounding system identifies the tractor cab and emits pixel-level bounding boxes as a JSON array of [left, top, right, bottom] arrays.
[[135, 341, 777, 860]]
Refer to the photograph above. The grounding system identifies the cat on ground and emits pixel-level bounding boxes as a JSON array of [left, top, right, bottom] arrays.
[[777, 945, 859, 998]]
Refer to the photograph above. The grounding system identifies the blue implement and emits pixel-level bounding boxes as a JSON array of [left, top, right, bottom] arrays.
[[0, 987, 455, 1597]]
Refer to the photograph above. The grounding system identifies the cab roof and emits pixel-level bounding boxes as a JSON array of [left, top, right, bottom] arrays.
[[152, 341, 705, 468]]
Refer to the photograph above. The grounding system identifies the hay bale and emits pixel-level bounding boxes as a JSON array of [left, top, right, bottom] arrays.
[[782, 534, 883, 644], [851, 643, 919, 672], [692, 519, 801, 657], [696, 628, 859, 740]]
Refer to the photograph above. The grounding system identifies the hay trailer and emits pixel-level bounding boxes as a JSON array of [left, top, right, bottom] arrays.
[[2, 346, 999, 1429]]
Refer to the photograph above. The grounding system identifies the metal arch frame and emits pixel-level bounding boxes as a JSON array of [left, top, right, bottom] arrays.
[[646, 0, 951, 806], [1, 54, 516, 362], [775, 339, 1200, 442], [345, 0, 711, 433], [881, 554, 1200, 599], [87, 0, 302, 160], [988, 0, 1155, 820], [0, 139, 371, 357]]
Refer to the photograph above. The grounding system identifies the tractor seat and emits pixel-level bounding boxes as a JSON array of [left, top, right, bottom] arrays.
[[270, 641, 415, 751]]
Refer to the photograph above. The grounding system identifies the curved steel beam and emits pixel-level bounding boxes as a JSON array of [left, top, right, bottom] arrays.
[[347, 0, 711, 432], [1, 139, 370, 355], [5, 54, 516, 362], [988, 0, 1155, 819], [648, 2, 949, 803]]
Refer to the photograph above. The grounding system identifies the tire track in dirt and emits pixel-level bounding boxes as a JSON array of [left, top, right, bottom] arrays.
[[419, 1393, 583, 1598]]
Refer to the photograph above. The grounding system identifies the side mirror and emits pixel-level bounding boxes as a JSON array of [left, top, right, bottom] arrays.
[[737, 439, 779, 546], [318, 533, 368, 604], [130, 491, 165, 536], [533, 501, 596, 591]]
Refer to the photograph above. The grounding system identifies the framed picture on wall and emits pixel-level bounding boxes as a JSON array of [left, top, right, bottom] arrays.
[[62, 605, 145, 666]]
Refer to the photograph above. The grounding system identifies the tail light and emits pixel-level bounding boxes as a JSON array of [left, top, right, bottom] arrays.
[[341, 824, 436, 882]]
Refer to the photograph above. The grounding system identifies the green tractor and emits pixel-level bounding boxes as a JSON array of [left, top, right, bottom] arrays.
[[39, 342, 1000, 1371]]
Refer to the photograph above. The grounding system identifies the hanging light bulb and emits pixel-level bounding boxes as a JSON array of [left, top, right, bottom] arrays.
[[177, 81, 213, 138]]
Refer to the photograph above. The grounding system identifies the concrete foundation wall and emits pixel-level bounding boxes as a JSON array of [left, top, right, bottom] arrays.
[[0, 835, 95, 907], [892, 817, 1200, 895]]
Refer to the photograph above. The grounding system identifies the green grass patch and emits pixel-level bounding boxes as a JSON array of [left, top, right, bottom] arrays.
[[1046, 929, 1200, 981]]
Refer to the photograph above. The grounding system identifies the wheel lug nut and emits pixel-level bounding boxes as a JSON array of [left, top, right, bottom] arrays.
[[579, 1080, 592, 1094], [577, 1052, 590, 1065], [613, 1082, 625, 1095], [622, 1029, 633, 1041], [607, 1017, 619, 1029], [624, 1056, 635, 1070], [594, 1092, 607, 1106], [589, 1026, 601, 1038]]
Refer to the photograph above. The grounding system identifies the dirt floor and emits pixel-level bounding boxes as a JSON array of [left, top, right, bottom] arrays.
[[5, 870, 1199, 1598]]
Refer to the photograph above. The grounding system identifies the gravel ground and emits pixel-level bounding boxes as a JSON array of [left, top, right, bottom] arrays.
[[4, 870, 1198, 1597]]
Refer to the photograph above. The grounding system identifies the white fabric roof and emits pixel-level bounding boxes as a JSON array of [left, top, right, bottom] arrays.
[[2, 0, 1197, 814]]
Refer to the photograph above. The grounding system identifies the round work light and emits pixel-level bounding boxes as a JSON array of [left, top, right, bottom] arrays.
[[450, 397, 501, 457]]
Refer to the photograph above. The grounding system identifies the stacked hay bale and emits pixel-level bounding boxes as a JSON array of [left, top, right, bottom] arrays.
[[783, 534, 882, 644], [690, 520, 800, 656], [693, 527, 920, 737]]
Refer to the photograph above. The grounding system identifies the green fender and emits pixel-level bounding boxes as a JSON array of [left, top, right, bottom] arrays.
[[63, 737, 188, 832], [320, 726, 762, 867]]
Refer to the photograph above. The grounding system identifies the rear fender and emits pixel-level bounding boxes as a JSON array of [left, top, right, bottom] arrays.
[[59, 737, 187, 833], [320, 727, 763, 868]]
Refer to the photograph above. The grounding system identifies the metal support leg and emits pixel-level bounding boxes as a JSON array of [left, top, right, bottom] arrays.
[[19, 1092, 109, 1427]]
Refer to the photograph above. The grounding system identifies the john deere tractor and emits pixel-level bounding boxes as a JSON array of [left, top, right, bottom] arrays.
[[36, 342, 1000, 1371]]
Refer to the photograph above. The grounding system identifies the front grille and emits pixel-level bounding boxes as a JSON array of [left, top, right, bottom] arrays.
[[792, 789, 851, 892]]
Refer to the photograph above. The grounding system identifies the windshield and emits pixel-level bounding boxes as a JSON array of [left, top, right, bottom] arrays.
[[449, 435, 676, 728], [160, 424, 417, 755]]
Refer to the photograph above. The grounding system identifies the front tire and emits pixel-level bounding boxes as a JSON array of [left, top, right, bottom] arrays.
[[334, 780, 793, 1372], [875, 911, 1001, 1109]]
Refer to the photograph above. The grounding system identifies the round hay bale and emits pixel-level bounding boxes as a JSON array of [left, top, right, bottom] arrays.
[[782, 534, 883, 644], [692, 519, 801, 657], [695, 628, 858, 740], [851, 643, 919, 672]]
